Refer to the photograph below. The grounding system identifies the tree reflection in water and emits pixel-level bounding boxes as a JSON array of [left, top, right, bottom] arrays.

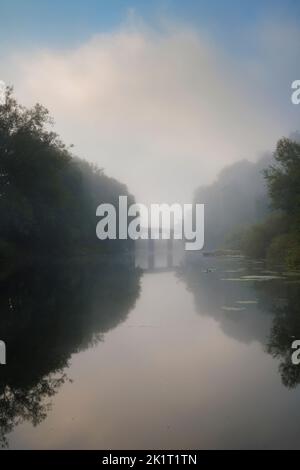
[[264, 282, 300, 389], [0, 257, 141, 447], [177, 256, 300, 390]]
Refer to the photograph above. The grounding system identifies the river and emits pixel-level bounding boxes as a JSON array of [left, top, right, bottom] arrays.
[[1, 249, 300, 449]]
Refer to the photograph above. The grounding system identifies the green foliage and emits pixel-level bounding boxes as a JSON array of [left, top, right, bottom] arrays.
[[226, 135, 300, 269], [0, 88, 134, 258], [241, 213, 287, 259], [264, 138, 300, 217], [226, 213, 287, 261], [285, 231, 300, 270], [266, 233, 290, 266], [263, 137, 300, 268], [241, 224, 270, 259]]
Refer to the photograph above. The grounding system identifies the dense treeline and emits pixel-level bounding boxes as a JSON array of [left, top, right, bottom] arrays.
[[229, 136, 300, 269], [0, 88, 134, 259], [194, 129, 300, 269]]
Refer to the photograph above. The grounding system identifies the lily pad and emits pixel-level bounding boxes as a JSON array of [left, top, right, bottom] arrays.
[[221, 306, 246, 311], [241, 275, 285, 281]]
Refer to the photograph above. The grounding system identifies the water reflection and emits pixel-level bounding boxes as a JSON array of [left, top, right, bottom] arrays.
[[0, 257, 141, 447], [2, 247, 300, 449], [265, 282, 300, 388], [135, 239, 184, 272], [178, 255, 300, 389]]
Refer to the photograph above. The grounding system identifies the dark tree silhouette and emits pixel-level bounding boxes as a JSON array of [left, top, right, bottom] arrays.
[[0, 258, 141, 447], [0, 87, 134, 259], [266, 284, 300, 388]]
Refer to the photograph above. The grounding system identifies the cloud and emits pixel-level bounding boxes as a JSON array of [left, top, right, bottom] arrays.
[[3, 18, 299, 204]]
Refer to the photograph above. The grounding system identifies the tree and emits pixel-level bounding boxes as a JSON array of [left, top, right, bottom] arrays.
[[263, 137, 300, 268], [0, 87, 134, 257], [265, 138, 300, 220]]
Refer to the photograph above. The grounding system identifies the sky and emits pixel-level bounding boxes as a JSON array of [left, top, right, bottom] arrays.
[[0, 0, 299, 204]]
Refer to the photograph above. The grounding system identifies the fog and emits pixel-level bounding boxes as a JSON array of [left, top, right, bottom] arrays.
[[2, 15, 300, 205]]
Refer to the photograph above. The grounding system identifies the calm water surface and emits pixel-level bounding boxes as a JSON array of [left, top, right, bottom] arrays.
[[1, 251, 300, 449]]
